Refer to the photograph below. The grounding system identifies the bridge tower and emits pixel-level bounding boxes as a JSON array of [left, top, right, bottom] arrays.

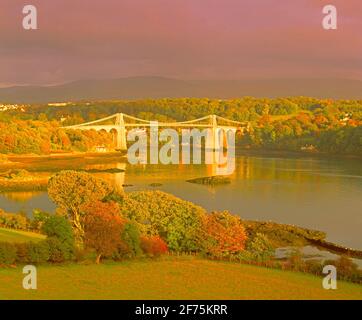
[[206, 114, 222, 150], [115, 113, 127, 150], [212, 114, 220, 150]]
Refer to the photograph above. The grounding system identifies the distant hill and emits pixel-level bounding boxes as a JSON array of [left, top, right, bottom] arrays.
[[0, 77, 362, 103]]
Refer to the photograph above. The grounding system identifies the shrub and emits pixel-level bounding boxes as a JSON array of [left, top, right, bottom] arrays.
[[42, 215, 74, 241], [118, 191, 206, 252], [42, 215, 75, 261], [324, 256, 361, 282], [73, 247, 92, 262], [140, 236, 168, 257], [245, 233, 274, 262], [286, 249, 304, 271], [112, 241, 132, 261], [305, 259, 323, 276], [120, 222, 142, 258], [13, 213, 28, 230], [111, 222, 142, 261], [0, 209, 28, 230], [199, 211, 247, 258], [46, 238, 71, 263], [0, 242, 17, 265], [14, 242, 30, 263], [29, 209, 50, 231], [27, 241, 50, 264]]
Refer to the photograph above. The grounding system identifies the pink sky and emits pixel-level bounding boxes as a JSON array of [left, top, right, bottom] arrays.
[[0, 0, 361, 86]]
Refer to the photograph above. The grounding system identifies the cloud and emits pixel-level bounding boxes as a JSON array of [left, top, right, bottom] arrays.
[[0, 0, 361, 84]]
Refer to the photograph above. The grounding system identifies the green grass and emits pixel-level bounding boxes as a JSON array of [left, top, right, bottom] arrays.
[[0, 256, 361, 300], [0, 228, 45, 243]]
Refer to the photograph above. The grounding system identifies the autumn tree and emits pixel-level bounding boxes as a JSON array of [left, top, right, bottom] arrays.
[[47, 171, 113, 244], [199, 211, 247, 258], [83, 205, 125, 264], [82, 200, 121, 218], [140, 235, 168, 257]]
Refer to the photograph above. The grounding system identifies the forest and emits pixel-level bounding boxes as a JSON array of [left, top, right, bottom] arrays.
[[0, 97, 361, 155]]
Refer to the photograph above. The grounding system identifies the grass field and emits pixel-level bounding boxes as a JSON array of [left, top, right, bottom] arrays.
[[0, 256, 361, 300], [0, 228, 361, 300], [0, 228, 45, 243]]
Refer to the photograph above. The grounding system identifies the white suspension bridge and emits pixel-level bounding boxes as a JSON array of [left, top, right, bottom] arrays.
[[63, 113, 250, 151]]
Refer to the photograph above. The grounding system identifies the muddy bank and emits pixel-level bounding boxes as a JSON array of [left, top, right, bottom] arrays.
[[309, 239, 362, 259]]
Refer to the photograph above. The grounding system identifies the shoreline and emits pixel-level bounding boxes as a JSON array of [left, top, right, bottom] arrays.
[[309, 239, 362, 259], [1, 146, 362, 162], [5, 150, 126, 161], [236, 147, 362, 161]]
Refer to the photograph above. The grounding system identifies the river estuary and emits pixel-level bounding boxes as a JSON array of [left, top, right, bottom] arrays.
[[0, 151, 361, 251]]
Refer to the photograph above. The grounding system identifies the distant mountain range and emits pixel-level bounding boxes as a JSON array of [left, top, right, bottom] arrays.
[[1, 77, 362, 103]]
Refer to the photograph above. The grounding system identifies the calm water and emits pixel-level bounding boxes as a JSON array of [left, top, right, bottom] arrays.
[[1, 152, 361, 249]]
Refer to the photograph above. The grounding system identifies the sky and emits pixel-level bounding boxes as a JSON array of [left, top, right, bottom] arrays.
[[0, 0, 361, 87]]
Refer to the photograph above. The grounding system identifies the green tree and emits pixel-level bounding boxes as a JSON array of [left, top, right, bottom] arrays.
[[118, 191, 206, 252], [42, 215, 75, 261]]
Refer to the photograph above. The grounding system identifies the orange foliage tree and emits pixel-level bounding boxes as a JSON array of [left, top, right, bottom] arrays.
[[82, 200, 121, 219], [199, 211, 247, 258], [140, 235, 168, 257], [83, 201, 125, 264]]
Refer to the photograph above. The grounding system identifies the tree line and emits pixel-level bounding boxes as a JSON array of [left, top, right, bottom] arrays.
[[1, 97, 361, 155]]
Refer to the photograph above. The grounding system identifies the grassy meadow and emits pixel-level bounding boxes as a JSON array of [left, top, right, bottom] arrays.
[[0, 256, 361, 300], [0, 228, 45, 243], [0, 230, 361, 300]]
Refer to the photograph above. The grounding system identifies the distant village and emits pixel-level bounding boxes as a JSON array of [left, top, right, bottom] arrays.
[[0, 104, 26, 112]]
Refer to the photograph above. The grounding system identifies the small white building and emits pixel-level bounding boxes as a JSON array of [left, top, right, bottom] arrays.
[[95, 145, 107, 152]]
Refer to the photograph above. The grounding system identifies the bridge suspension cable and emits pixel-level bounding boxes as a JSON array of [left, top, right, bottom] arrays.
[[122, 113, 155, 124], [64, 113, 117, 127], [63, 113, 249, 129]]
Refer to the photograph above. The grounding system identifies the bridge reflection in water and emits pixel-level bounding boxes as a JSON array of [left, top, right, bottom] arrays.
[[86, 148, 236, 192]]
